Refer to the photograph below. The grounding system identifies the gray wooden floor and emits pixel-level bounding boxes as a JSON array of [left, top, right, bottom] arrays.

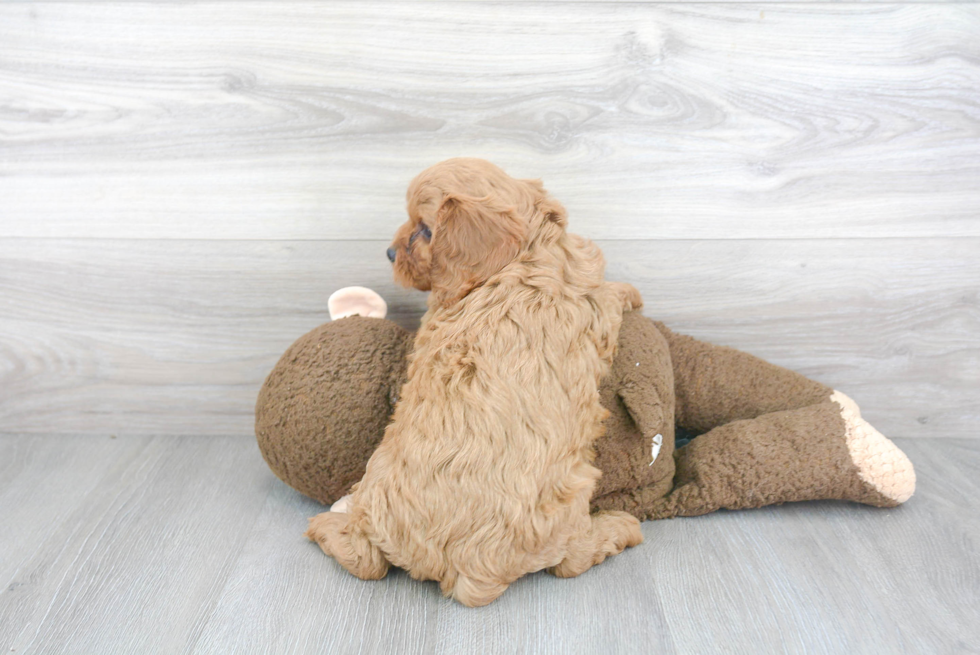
[[1, 435, 977, 654]]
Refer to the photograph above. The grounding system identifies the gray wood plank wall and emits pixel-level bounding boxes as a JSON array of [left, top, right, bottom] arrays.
[[1, 2, 978, 438]]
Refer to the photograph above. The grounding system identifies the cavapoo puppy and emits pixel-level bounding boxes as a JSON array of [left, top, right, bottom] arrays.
[[306, 158, 643, 607]]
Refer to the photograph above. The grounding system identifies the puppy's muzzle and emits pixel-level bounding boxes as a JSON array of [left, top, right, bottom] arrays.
[[387, 247, 397, 263]]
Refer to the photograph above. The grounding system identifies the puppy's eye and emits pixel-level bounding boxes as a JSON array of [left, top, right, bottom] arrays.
[[410, 223, 431, 246]]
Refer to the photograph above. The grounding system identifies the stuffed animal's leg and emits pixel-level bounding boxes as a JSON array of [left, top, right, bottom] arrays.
[[547, 511, 643, 578], [645, 398, 915, 519], [653, 322, 833, 433], [305, 511, 390, 580]]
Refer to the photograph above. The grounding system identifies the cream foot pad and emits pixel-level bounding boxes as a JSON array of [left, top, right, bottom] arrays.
[[831, 391, 916, 504]]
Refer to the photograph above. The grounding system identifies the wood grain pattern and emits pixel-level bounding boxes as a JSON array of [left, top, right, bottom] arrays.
[[1, 3, 978, 239], [0, 435, 976, 654], [0, 435, 276, 654], [1, 237, 976, 438]]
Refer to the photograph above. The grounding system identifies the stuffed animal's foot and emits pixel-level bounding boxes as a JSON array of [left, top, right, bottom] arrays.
[[547, 511, 643, 578], [831, 391, 916, 505], [305, 511, 390, 580]]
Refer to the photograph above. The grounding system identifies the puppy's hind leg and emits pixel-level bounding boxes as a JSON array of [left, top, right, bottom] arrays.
[[305, 512, 390, 580], [608, 281, 643, 311], [441, 572, 510, 608], [548, 511, 643, 579]]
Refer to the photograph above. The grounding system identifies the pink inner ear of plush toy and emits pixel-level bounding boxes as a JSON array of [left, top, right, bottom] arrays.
[[328, 286, 388, 320]]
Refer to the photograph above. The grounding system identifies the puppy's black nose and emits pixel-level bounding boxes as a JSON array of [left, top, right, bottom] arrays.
[[386, 247, 397, 263]]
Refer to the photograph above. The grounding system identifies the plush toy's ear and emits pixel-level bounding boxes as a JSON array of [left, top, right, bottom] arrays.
[[328, 286, 388, 320], [429, 194, 526, 304]]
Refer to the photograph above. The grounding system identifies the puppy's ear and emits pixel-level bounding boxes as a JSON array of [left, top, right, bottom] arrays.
[[430, 194, 525, 304]]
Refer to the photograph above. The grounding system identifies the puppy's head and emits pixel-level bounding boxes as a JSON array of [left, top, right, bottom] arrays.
[[389, 158, 565, 306]]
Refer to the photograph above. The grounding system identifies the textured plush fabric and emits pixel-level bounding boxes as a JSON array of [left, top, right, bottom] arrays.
[[644, 402, 895, 520], [256, 316, 411, 504], [256, 312, 911, 520], [653, 321, 833, 433], [591, 312, 675, 513], [257, 313, 663, 510]]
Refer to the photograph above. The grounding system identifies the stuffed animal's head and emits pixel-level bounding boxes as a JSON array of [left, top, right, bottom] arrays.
[[255, 288, 413, 505], [256, 288, 677, 513], [387, 158, 568, 307]]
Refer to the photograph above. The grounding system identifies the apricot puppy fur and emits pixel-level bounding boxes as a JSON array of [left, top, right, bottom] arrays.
[[306, 158, 643, 607]]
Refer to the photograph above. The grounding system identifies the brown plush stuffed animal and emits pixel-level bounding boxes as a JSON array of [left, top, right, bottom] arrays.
[[256, 287, 915, 521]]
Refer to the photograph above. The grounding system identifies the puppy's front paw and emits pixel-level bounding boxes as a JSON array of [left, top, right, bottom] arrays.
[[611, 282, 643, 311]]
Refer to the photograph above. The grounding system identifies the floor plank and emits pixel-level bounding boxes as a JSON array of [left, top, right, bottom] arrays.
[[189, 482, 448, 655], [1, 3, 977, 239], [0, 435, 275, 654], [2, 238, 976, 438], [0, 435, 153, 605], [0, 436, 976, 654]]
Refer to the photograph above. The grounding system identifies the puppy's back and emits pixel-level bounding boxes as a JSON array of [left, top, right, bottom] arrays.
[[355, 259, 624, 588]]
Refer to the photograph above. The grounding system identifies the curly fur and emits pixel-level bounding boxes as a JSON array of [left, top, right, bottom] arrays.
[[306, 158, 643, 607]]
